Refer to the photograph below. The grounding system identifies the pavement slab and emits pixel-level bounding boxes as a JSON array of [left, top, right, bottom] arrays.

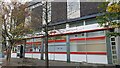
[[1, 58, 119, 68]]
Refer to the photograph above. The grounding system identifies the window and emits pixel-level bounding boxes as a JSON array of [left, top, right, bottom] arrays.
[[55, 24, 66, 29], [112, 46, 116, 49], [49, 36, 66, 40], [77, 43, 106, 52], [111, 42, 116, 45], [48, 26, 54, 31], [54, 36, 66, 40], [113, 60, 117, 64], [109, 28, 115, 32], [48, 37, 53, 40], [70, 33, 85, 38], [81, 33, 84, 36], [111, 38, 115, 41], [67, 0, 80, 19], [86, 39, 105, 44], [86, 31, 105, 37], [69, 21, 84, 27], [85, 19, 97, 25], [113, 56, 117, 59], [34, 38, 41, 42], [112, 51, 116, 54], [75, 34, 78, 37]]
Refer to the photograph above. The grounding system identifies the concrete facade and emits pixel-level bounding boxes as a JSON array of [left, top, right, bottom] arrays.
[[80, 2, 104, 17], [0, 25, 2, 53], [27, 1, 120, 65], [115, 28, 120, 64], [51, 2, 67, 23], [31, 5, 43, 31]]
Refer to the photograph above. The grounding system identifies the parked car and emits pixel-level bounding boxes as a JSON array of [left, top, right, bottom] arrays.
[[0, 52, 4, 58], [0, 52, 4, 64]]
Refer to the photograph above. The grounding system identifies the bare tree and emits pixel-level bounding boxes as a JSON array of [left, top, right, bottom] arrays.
[[0, 1, 32, 62]]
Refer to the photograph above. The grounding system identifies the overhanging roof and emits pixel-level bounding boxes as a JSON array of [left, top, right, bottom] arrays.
[[48, 13, 104, 27]]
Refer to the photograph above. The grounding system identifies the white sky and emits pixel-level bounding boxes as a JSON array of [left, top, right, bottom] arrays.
[[1, 0, 120, 3], [1, 0, 32, 3], [2, 0, 109, 3]]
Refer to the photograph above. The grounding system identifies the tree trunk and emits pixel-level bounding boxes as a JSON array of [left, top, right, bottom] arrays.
[[41, 38, 44, 60], [23, 39, 26, 58], [6, 46, 11, 62], [6, 40, 13, 62]]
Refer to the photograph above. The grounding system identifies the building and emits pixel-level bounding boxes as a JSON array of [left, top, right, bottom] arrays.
[[11, 0, 120, 64], [0, 26, 2, 53]]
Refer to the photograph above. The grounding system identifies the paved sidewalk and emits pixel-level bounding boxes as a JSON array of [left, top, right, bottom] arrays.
[[0, 58, 2, 65], [0, 58, 4, 66], [1, 58, 119, 68]]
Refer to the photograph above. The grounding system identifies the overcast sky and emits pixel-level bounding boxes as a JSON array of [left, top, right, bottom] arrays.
[[1, 0, 32, 3], [1, 0, 113, 3]]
